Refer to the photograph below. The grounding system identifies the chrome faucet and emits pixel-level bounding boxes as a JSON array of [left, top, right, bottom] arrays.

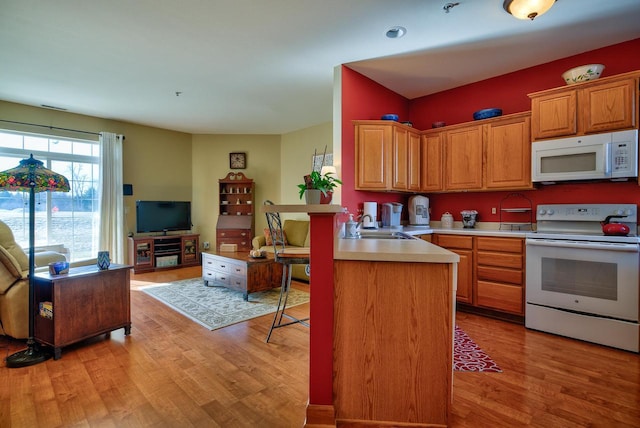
[[358, 214, 374, 229]]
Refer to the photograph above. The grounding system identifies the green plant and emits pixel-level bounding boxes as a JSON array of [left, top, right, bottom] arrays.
[[298, 170, 342, 199]]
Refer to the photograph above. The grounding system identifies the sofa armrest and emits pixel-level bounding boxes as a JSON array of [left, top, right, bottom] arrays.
[[34, 251, 67, 268], [252, 235, 266, 249]]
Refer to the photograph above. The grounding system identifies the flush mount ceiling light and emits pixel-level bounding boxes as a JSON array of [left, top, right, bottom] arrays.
[[503, 0, 556, 20], [386, 26, 406, 39]]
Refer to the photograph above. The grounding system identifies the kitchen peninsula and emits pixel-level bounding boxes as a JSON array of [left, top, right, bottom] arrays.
[[262, 203, 459, 427], [334, 235, 458, 427]]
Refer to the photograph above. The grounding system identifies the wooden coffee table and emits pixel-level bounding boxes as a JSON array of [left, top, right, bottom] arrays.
[[201, 251, 283, 300]]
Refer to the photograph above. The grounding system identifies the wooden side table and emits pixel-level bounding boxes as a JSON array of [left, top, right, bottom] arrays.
[[201, 251, 282, 300], [33, 264, 132, 360]]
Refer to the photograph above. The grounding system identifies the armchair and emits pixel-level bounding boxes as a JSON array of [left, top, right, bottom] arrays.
[[0, 220, 67, 339]]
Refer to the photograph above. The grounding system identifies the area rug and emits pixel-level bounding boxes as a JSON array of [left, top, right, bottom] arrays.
[[139, 277, 309, 331], [454, 325, 502, 372]]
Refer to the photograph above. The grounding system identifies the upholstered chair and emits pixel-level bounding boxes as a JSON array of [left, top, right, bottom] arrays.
[[0, 221, 66, 339]]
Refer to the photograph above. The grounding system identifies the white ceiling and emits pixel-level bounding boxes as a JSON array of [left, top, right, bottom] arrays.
[[1, 0, 639, 135]]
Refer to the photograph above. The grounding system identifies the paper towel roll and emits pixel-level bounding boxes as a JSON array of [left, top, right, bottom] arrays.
[[363, 202, 377, 228]]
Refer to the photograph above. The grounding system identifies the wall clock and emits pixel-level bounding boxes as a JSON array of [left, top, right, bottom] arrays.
[[229, 152, 246, 169]]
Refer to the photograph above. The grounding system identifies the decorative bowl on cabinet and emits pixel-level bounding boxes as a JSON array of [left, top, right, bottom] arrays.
[[562, 64, 605, 85]]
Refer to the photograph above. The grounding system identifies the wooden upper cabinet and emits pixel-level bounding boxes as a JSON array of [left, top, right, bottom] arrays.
[[485, 113, 532, 189], [407, 129, 422, 191], [581, 77, 636, 134], [530, 70, 640, 140], [444, 124, 484, 190], [354, 122, 392, 190], [392, 126, 409, 190], [421, 131, 443, 192], [354, 121, 419, 192], [530, 90, 577, 139]]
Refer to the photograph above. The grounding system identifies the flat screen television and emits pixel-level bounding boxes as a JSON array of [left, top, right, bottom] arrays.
[[136, 200, 191, 234]]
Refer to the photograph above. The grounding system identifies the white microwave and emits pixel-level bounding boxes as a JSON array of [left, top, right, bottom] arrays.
[[531, 129, 638, 183]]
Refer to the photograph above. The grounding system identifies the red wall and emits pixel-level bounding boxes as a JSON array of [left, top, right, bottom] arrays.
[[340, 67, 410, 219], [341, 38, 640, 225]]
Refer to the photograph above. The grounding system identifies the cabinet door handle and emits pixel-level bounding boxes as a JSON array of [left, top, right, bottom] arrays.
[[220, 264, 226, 269], [221, 232, 226, 236], [241, 232, 246, 236]]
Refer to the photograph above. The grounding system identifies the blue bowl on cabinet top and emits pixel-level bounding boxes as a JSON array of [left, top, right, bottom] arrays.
[[48, 261, 69, 275], [473, 108, 502, 121], [381, 114, 399, 121]]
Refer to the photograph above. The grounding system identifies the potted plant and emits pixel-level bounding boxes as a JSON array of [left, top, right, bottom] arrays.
[[298, 169, 342, 204], [297, 147, 341, 204]]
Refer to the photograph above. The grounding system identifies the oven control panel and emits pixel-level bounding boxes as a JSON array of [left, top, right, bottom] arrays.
[[536, 204, 637, 222]]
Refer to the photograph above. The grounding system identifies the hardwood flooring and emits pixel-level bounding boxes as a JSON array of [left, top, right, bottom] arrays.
[[1, 266, 639, 427]]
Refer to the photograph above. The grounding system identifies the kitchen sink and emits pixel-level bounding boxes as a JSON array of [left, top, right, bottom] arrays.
[[358, 231, 416, 240]]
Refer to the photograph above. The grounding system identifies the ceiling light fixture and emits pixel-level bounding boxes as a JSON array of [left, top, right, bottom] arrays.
[[443, 2, 460, 13], [503, 0, 556, 20], [386, 26, 406, 39]]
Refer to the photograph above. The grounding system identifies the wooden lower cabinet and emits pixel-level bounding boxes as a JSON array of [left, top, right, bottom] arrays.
[[334, 259, 454, 426], [476, 236, 524, 315], [33, 264, 131, 360], [433, 234, 473, 304], [434, 234, 525, 321]]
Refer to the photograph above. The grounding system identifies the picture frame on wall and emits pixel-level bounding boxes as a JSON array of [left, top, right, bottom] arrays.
[[312, 153, 333, 172]]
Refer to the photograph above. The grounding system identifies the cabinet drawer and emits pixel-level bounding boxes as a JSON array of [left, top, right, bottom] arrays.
[[217, 239, 251, 250], [226, 262, 247, 277], [477, 281, 523, 315], [436, 234, 473, 249], [476, 251, 522, 269], [202, 255, 245, 275], [476, 237, 523, 253], [228, 275, 247, 289], [203, 268, 216, 282], [213, 271, 232, 285], [477, 265, 522, 285], [217, 229, 252, 239]]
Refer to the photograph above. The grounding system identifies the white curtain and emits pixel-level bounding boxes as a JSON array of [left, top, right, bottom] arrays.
[[98, 132, 124, 263]]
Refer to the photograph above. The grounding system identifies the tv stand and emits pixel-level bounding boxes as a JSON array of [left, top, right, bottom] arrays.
[[128, 234, 200, 273]]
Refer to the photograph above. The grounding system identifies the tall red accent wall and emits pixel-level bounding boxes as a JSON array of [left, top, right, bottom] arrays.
[[340, 67, 410, 218], [341, 38, 640, 224]]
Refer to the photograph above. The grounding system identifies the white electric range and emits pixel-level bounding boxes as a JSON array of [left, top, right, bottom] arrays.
[[525, 204, 639, 352]]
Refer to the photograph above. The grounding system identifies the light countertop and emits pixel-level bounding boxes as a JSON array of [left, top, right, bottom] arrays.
[[367, 223, 530, 238], [334, 222, 530, 264], [335, 234, 459, 264]]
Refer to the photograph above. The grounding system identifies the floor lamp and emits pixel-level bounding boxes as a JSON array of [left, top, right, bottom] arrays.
[[0, 154, 70, 368]]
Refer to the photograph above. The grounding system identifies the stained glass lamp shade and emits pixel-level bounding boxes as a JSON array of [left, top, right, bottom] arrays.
[[0, 154, 70, 367]]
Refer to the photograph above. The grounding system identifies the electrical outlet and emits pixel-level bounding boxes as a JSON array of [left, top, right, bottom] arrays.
[[491, 207, 497, 214], [203, 241, 210, 250]]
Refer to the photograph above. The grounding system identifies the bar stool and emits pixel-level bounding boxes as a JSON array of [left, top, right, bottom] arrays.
[[264, 200, 310, 343]]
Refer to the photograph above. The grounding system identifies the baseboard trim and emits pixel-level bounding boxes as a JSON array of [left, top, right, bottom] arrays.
[[305, 403, 336, 427]]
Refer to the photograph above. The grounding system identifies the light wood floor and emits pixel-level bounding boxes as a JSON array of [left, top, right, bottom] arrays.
[[1, 266, 639, 427]]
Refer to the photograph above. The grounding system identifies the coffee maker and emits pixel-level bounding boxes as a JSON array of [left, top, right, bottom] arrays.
[[381, 203, 403, 228], [408, 195, 430, 226]]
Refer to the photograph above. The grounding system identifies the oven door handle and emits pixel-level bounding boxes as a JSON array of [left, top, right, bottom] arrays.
[[526, 239, 640, 252]]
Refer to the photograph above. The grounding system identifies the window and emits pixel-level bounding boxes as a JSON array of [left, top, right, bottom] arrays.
[[0, 130, 100, 262]]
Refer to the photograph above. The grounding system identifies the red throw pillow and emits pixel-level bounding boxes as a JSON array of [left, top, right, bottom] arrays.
[[264, 228, 287, 246]]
